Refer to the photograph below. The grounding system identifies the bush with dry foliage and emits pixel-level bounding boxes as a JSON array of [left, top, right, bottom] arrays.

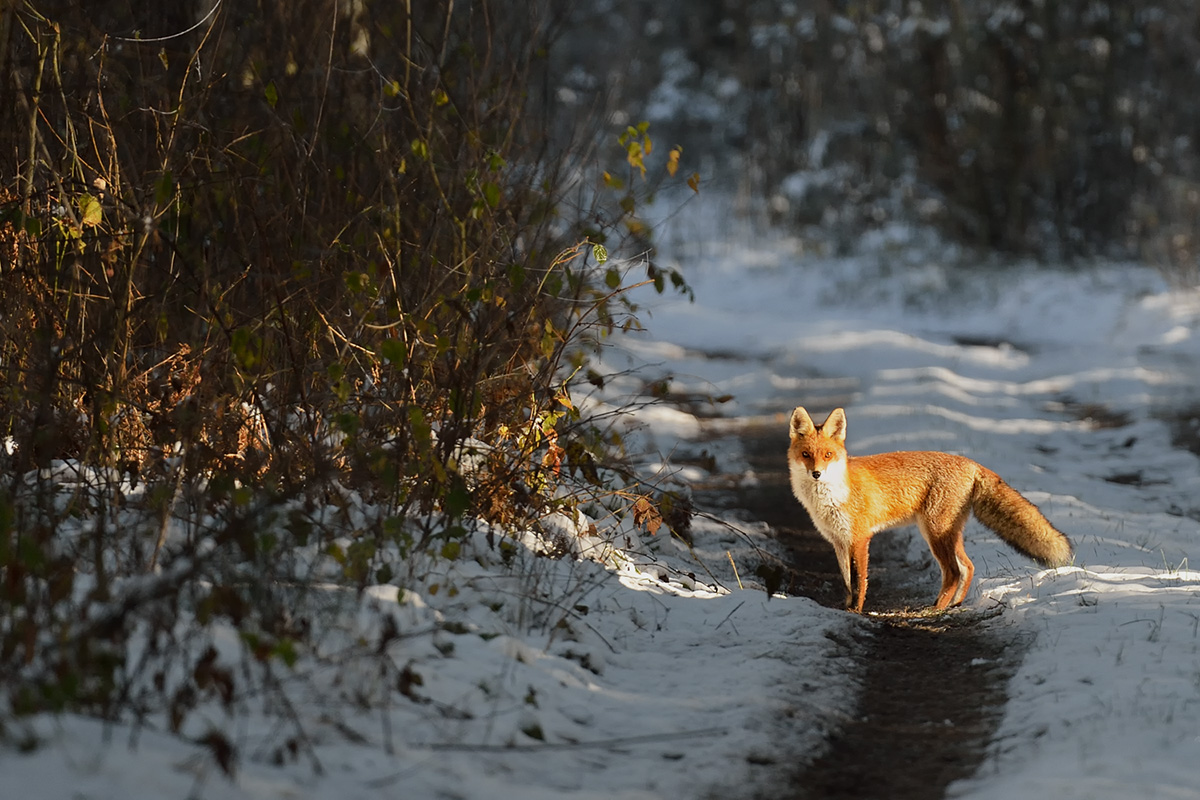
[[0, 0, 693, 743]]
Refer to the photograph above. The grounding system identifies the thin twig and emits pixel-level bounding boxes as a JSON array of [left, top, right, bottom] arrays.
[[422, 726, 726, 754], [715, 600, 745, 632], [111, 0, 223, 44]]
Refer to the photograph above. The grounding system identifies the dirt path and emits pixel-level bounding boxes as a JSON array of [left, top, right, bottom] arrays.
[[706, 419, 1027, 800]]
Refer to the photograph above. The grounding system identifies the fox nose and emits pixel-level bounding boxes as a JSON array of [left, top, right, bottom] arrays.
[[811, 470, 822, 479]]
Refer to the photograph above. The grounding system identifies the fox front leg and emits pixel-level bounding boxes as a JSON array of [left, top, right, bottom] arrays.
[[850, 535, 871, 613], [832, 541, 853, 610]]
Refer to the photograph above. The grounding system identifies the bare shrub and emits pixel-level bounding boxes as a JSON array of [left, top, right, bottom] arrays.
[[0, 0, 693, 751]]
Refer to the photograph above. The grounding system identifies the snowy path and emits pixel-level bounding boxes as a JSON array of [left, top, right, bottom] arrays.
[[637, 241, 1200, 799], [698, 423, 1022, 800]]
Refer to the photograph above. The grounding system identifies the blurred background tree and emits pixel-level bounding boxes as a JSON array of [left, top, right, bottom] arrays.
[[565, 0, 1200, 274]]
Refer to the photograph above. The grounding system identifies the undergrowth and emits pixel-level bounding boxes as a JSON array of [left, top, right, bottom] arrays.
[[0, 0, 696, 769]]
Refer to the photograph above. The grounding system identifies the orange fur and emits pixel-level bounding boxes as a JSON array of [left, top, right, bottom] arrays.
[[787, 406, 1072, 612]]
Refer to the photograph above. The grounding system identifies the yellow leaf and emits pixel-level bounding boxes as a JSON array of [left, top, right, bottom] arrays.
[[626, 143, 646, 178], [78, 193, 103, 227], [687, 172, 700, 194], [667, 147, 681, 178]]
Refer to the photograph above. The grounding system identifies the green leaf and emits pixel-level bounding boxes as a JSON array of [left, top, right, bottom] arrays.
[[264, 81, 279, 108], [379, 338, 407, 366], [604, 267, 620, 289], [154, 171, 175, 206], [230, 327, 260, 370], [408, 406, 432, 455], [508, 262, 525, 290], [334, 412, 359, 435], [647, 264, 665, 294], [592, 243, 608, 264], [482, 181, 501, 208], [273, 638, 298, 668], [444, 477, 470, 518]]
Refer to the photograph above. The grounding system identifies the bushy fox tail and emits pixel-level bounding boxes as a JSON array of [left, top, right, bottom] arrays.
[[971, 468, 1073, 567]]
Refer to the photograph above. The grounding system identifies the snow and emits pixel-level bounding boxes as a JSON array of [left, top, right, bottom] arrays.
[[640, 225, 1200, 798], [8, 212, 1200, 797]]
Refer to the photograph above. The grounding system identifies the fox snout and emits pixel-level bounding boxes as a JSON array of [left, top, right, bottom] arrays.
[[793, 446, 837, 482]]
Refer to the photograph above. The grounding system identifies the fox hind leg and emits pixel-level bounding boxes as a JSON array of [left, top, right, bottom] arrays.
[[924, 513, 970, 610], [951, 537, 975, 606]]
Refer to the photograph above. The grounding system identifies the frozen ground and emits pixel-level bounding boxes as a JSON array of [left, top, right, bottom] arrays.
[[7, 217, 1200, 798]]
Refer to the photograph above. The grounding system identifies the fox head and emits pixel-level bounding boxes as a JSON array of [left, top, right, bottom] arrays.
[[789, 406, 847, 480]]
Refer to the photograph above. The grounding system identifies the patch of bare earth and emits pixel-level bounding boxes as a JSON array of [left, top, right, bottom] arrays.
[[703, 418, 1028, 800]]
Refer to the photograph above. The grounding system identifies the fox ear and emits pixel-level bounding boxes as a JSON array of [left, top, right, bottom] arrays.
[[822, 408, 847, 443], [789, 407, 815, 440]]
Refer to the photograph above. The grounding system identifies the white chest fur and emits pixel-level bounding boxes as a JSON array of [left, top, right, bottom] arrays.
[[788, 458, 852, 548]]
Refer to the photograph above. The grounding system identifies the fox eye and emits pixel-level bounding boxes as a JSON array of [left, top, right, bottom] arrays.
[[825, 450, 833, 459], [801, 451, 811, 459]]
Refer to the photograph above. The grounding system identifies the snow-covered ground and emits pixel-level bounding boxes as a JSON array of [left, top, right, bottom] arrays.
[[8, 213, 1200, 798], [641, 217, 1200, 799]]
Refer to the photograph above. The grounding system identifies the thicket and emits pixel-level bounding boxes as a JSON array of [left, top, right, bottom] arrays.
[[599, 0, 1200, 269], [0, 0, 690, 750]]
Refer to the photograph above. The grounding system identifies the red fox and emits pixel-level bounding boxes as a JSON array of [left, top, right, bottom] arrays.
[[788, 406, 1072, 612]]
